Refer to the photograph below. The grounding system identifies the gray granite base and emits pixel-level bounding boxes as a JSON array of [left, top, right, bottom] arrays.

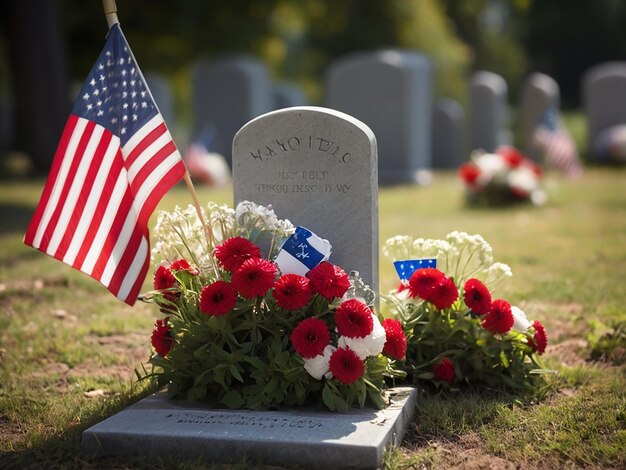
[[81, 387, 416, 469]]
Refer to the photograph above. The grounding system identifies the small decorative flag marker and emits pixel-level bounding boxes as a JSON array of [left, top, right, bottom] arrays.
[[275, 226, 332, 276], [393, 258, 437, 281]]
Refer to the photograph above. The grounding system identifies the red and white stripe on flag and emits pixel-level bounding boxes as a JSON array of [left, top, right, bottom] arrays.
[[534, 127, 583, 178], [24, 114, 185, 305]]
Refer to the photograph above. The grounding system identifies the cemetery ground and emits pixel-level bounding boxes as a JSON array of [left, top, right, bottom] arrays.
[[1, 168, 625, 469]]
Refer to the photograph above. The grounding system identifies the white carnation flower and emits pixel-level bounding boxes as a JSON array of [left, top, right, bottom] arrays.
[[303, 345, 336, 380], [507, 167, 538, 195], [337, 314, 386, 360], [475, 153, 507, 181], [511, 306, 532, 332]]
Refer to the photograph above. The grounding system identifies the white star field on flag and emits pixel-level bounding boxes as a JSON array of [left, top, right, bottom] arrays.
[[75, 42, 156, 145]]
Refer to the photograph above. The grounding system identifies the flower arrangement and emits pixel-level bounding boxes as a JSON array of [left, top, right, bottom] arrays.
[[144, 202, 405, 411], [383, 231, 549, 391], [459, 146, 546, 206]]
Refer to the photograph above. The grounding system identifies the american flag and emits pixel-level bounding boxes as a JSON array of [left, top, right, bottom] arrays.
[[24, 24, 185, 305], [533, 106, 583, 178]]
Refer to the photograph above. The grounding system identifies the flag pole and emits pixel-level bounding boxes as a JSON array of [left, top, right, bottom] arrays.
[[100, 0, 218, 268], [102, 0, 119, 28]]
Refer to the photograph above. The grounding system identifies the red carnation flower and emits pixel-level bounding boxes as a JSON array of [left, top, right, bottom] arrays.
[[433, 357, 455, 384], [497, 146, 524, 168], [290, 317, 330, 359], [481, 299, 514, 334], [153, 265, 178, 302], [463, 278, 492, 315], [459, 163, 481, 188], [154, 265, 175, 290], [232, 258, 277, 299], [306, 262, 351, 301], [334, 299, 374, 338], [272, 274, 312, 311], [329, 347, 365, 385], [151, 317, 173, 356], [200, 280, 237, 316], [170, 259, 200, 276], [382, 318, 407, 360], [408, 268, 445, 300], [214, 237, 261, 272], [529, 320, 548, 355], [430, 277, 459, 310]]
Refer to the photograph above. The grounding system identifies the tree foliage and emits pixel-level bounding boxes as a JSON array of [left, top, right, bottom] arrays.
[[59, 0, 470, 102]]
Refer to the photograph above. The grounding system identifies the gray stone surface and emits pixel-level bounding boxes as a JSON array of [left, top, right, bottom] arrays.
[[191, 56, 273, 167], [469, 71, 509, 152], [326, 50, 432, 184], [432, 97, 465, 169], [519, 73, 560, 161], [144, 72, 176, 131], [233, 106, 378, 294], [82, 387, 416, 469], [582, 61, 626, 159], [273, 83, 307, 109]]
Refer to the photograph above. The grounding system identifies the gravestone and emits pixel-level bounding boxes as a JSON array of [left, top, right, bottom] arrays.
[[432, 97, 465, 169], [273, 83, 307, 110], [232, 106, 378, 294], [191, 56, 273, 167], [82, 387, 416, 468], [469, 71, 509, 152], [519, 73, 560, 161], [582, 61, 626, 160], [326, 50, 432, 185], [144, 72, 176, 131]]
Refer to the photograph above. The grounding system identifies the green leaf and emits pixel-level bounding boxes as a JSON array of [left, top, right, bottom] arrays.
[[322, 383, 335, 411], [500, 350, 510, 369], [333, 392, 349, 411], [221, 390, 244, 409], [355, 380, 367, 408], [244, 356, 266, 370], [230, 365, 244, 383]]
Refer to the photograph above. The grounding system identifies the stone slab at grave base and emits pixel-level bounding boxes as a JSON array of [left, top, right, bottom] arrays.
[[82, 387, 416, 469]]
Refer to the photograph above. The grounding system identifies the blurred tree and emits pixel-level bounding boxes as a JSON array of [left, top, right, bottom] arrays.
[[60, 0, 470, 101], [300, 0, 471, 102], [2, 0, 474, 171], [3, 0, 71, 174], [524, 0, 626, 108], [442, 0, 529, 102]]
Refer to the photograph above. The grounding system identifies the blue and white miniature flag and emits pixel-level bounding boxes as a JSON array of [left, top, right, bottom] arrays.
[[394, 258, 437, 281], [275, 226, 332, 276]]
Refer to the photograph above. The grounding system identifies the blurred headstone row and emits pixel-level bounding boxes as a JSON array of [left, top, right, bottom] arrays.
[[3, 53, 626, 182]]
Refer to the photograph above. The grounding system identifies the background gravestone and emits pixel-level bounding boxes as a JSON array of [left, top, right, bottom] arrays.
[[469, 71, 509, 153], [144, 72, 176, 131], [191, 56, 273, 167], [233, 106, 378, 294], [582, 61, 626, 160], [519, 72, 560, 161], [273, 83, 307, 110], [144, 72, 187, 151], [431, 97, 465, 169], [325, 50, 432, 185]]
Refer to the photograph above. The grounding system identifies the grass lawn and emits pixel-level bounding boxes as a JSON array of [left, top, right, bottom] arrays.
[[1, 168, 625, 468]]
